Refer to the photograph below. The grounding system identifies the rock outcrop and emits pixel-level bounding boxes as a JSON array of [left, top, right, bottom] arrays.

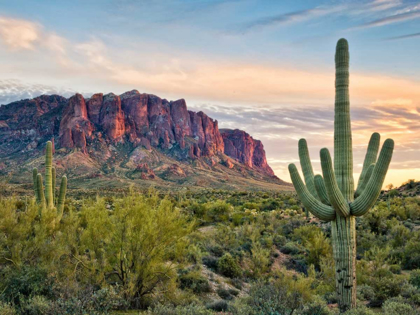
[[220, 129, 274, 176], [0, 90, 275, 178]]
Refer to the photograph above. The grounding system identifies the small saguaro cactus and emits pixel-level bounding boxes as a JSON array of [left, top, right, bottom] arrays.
[[288, 39, 394, 312], [32, 141, 67, 220]]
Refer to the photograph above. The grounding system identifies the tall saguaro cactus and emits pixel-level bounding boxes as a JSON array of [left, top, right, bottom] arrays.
[[288, 39, 394, 312], [32, 141, 67, 220]]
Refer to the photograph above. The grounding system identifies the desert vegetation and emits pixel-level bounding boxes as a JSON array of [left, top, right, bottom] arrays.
[[0, 185, 420, 314]]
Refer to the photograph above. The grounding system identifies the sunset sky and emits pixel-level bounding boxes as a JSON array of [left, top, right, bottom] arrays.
[[0, 0, 419, 186]]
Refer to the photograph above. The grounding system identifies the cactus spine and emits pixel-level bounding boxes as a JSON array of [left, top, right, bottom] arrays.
[[288, 39, 394, 312], [33, 141, 67, 220]]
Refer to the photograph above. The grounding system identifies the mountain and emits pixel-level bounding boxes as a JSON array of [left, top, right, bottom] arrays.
[[0, 90, 291, 191]]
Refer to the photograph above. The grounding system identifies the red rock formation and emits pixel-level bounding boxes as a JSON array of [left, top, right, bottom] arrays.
[[198, 112, 224, 156], [220, 129, 274, 176], [170, 99, 191, 148], [86, 93, 103, 125], [59, 93, 93, 152], [0, 91, 276, 179], [121, 90, 149, 137], [99, 93, 125, 140], [148, 95, 174, 148]]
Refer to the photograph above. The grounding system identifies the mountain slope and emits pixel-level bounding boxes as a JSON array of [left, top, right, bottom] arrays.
[[0, 90, 291, 191]]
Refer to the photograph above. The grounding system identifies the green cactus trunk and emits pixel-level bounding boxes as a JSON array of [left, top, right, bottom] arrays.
[[332, 39, 356, 311], [288, 39, 394, 313], [45, 141, 53, 209], [332, 216, 356, 311]]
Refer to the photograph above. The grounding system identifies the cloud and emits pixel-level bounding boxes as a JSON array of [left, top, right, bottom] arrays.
[[0, 79, 75, 105], [0, 17, 40, 50], [384, 32, 420, 40], [192, 98, 420, 186], [368, 0, 403, 11], [359, 9, 420, 28], [235, 5, 345, 33]]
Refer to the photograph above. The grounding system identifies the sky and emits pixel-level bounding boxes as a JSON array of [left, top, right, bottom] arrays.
[[0, 0, 419, 187]]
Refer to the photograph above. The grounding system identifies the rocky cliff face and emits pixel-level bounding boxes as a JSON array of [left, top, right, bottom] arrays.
[[220, 129, 274, 176], [0, 90, 278, 185]]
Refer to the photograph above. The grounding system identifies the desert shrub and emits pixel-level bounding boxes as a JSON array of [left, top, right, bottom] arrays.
[[231, 213, 244, 226], [77, 193, 192, 307], [300, 300, 333, 315], [260, 199, 281, 211], [409, 269, 420, 289], [369, 275, 406, 306], [228, 288, 240, 296], [216, 288, 233, 300], [217, 253, 242, 278], [273, 234, 287, 247], [179, 272, 211, 294], [280, 242, 301, 255], [343, 305, 376, 315], [21, 295, 51, 315], [389, 264, 401, 274], [229, 278, 243, 290], [0, 302, 17, 315], [382, 298, 417, 315], [186, 202, 207, 218], [202, 256, 218, 269], [206, 300, 229, 312], [229, 281, 293, 315], [0, 266, 53, 308], [248, 241, 271, 277], [185, 244, 203, 264], [148, 303, 213, 315], [206, 201, 232, 222], [357, 285, 375, 301]]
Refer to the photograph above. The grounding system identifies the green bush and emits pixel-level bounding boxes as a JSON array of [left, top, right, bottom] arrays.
[[148, 303, 213, 315], [206, 201, 232, 222], [343, 305, 376, 315], [217, 253, 242, 278], [21, 295, 51, 315], [382, 298, 417, 315], [300, 300, 334, 315], [202, 256, 218, 269], [409, 269, 420, 289], [357, 285, 375, 301], [216, 288, 233, 300], [280, 242, 301, 255], [179, 272, 211, 294], [206, 300, 228, 312], [0, 302, 17, 315], [0, 266, 53, 307]]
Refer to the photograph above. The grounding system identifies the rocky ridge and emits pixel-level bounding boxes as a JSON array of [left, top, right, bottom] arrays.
[[0, 90, 287, 190]]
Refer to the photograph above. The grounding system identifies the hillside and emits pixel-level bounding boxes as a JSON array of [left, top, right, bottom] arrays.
[[0, 90, 291, 192]]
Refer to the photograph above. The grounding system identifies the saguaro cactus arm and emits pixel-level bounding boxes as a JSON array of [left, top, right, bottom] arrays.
[[314, 175, 330, 205], [45, 141, 54, 209], [57, 175, 67, 220], [289, 163, 336, 221], [320, 148, 350, 217], [354, 163, 375, 198], [356, 133, 380, 193], [52, 166, 56, 205], [37, 173, 45, 208], [33, 168, 40, 203], [351, 139, 394, 216], [298, 139, 319, 199]]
